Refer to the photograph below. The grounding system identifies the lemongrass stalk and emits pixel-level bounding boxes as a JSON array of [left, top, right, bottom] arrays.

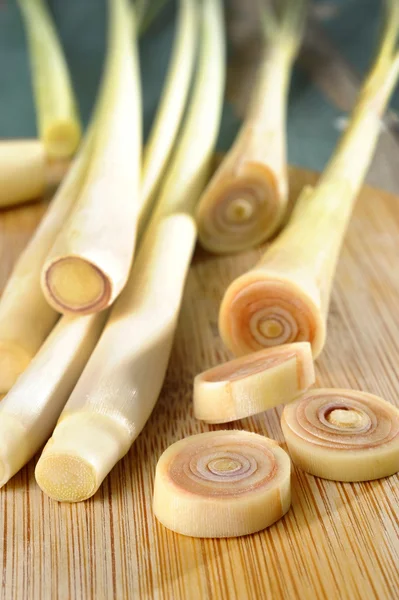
[[196, 0, 307, 254], [0, 140, 68, 208], [41, 0, 141, 316], [17, 0, 81, 158], [35, 0, 226, 502], [0, 130, 94, 395], [140, 0, 199, 225], [153, 430, 291, 538], [0, 311, 106, 488], [281, 388, 399, 481], [220, 0, 399, 358], [193, 342, 315, 424]]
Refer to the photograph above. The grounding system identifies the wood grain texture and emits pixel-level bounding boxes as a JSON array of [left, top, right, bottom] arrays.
[[0, 166, 398, 600]]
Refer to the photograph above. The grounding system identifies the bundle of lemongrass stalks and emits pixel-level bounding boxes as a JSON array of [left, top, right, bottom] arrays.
[[0, 0, 225, 498], [220, 0, 399, 359], [0, 0, 398, 519]]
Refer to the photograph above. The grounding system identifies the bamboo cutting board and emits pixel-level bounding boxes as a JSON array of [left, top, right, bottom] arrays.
[[0, 167, 398, 600]]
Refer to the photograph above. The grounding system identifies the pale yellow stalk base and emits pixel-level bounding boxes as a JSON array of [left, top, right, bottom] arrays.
[[153, 430, 291, 538], [281, 388, 399, 482], [41, 0, 142, 315], [35, 412, 131, 502], [0, 311, 106, 487], [36, 214, 197, 502], [194, 342, 315, 423], [0, 140, 46, 207], [45, 257, 110, 314]]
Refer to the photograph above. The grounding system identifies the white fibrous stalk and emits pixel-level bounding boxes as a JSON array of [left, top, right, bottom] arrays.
[[220, 0, 399, 358], [41, 0, 142, 316], [35, 0, 226, 503], [196, 0, 307, 253], [0, 311, 106, 487]]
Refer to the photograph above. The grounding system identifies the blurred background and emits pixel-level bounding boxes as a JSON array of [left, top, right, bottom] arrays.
[[1, 0, 398, 193]]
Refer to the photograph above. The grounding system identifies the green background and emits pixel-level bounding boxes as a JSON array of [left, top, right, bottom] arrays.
[[0, 0, 396, 172]]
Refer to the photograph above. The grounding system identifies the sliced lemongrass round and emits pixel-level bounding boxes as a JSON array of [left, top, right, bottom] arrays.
[[153, 430, 291, 538], [194, 342, 315, 423], [281, 388, 399, 482]]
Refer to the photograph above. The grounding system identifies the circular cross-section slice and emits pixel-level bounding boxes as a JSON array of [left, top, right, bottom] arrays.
[[281, 388, 399, 482], [153, 430, 291, 538], [194, 342, 315, 423]]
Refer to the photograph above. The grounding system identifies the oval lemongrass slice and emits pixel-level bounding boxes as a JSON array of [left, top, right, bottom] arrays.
[[281, 389, 399, 482], [0, 130, 94, 395], [219, 1, 399, 357], [0, 310, 106, 488], [196, 0, 307, 254], [17, 0, 81, 158], [35, 0, 226, 503], [140, 0, 198, 222], [42, 0, 141, 316], [194, 342, 314, 423], [153, 430, 291, 538]]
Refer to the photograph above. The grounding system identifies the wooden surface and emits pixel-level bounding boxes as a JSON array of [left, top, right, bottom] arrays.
[[0, 166, 398, 600]]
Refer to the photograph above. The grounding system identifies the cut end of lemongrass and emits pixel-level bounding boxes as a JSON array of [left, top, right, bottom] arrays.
[[44, 257, 111, 315], [35, 452, 97, 503], [35, 412, 130, 502], [153, 430, 291, 538], [44, 119, 82, 159], [219, 271, 325, 358], [194, 342, 315, 423], [197, 164, 284, 254], [0, 342, 32, 394], [281, 388, 399, 482], [0, 413, 29, 487]]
